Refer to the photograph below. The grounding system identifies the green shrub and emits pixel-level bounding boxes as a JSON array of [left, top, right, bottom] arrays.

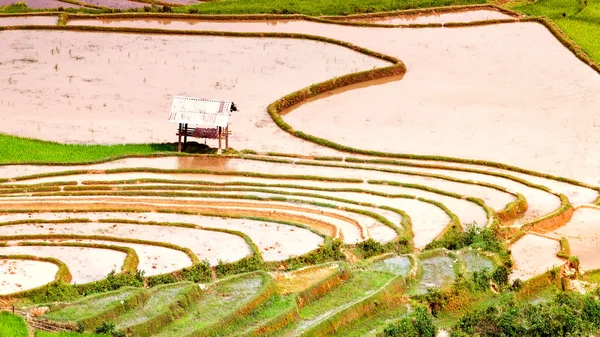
[[355, 238, 386, 259], [425, 224, 503, 254], [491, 265, 510, 288], [76, 270, 144, 296], [181, 260, 212, 282], [380, 306, 437, 337], [452, 292, 600, 336], [31, 282, 80, 303], [472, 268, 491, 292], [216, 255, 262, 278], [283, 238, 345, 270], [95, 321, 124, 337]]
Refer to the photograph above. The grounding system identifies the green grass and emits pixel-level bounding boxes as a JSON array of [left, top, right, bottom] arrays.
[[226, 294, 297, 336], [154, 274, 264, 337], [35, 331, 110, 337], [0, 312, 28, 337], [43, 288, 139, 322], [299, 270, 394, 320], [328, 301, 409, 337], [176, 0, 485, 15], [114, 283, 189, 330], [514, 0, 600, 63], [0, 134, 175, 164]]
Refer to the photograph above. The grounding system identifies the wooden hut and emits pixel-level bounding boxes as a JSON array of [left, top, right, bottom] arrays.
[[168, 96, 237, 152]]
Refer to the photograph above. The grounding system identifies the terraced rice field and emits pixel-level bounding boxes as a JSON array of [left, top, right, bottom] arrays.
[[0, 4, 599, 336]]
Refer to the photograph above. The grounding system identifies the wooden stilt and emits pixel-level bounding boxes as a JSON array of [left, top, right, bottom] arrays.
[[183, 123, 188, 151], [225, 125, 229, 150], [177, 123, 183, 152], [218, 126, 222, 150]]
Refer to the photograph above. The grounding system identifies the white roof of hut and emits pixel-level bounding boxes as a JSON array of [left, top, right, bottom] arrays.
[[168, 96, 234, 127]]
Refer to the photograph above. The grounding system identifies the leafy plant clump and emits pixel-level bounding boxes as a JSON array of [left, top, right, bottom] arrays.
[[451, 291, 600, 336], [283, 238, 345, 270], [379, 306, 437, 337], [95, 321, 124, 337], [424, 224, 505, 256], [355, 238, 387, 259], [32, 270, 145, 303]]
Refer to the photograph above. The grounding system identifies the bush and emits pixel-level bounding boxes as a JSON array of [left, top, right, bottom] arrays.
[[283, 239, 345, 270], [216, 255, 262, 278], [355, 238, 386, 259], [425, 224, 503, 254], [491, 265, 510, 287], [31, 282, 79, 303], [188, 8, 199, 14], [161, 5, 172, 12], [95, 321, 124, 337], [472, 268, 491, 292], [452, 292, 600, 336], [380, 307, 437, 337]]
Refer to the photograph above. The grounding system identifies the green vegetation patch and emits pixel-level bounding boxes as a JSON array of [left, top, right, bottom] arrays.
[[0, 134, 176, 164], [514, 0, 600, 63], [178, 0, 485, 16], [36, 331, 110, 337], [43, 287, 139, 322], [0, 312, 28, 337], [220, 294, 297, 336], [114, 283, 190, 330], [299, 270, 394, 320], [452, 291, 600, 336], [154, 274, 264, 337], [327, 301, 409, 337]]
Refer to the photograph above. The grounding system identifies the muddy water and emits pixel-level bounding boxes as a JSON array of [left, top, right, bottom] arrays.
[[550, 207, 600, 271], [510, 234, 564, 281], [372, 256, 411, 275], [348, 9, 514, 25], [416, 255, 455, 293], [0, 259, 57, 295], [0, 222, 250, 265], [0, 212, 323, 262], [0, 30, 384, 157], [460, 250, 494, 273], [0, 16, 58, 26], [0, 245, 125, 284], [0, 0, 80, 8], [59, 19, 600, 183], [12, 238, 193, 276]]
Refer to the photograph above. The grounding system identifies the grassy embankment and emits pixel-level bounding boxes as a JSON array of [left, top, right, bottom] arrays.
[[0, 134, 219, 164], [511, 0, 600, 62], [0, 312, 28, 337], [0, 0, 485, 15]]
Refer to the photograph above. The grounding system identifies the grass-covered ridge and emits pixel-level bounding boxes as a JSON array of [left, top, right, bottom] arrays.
[[513, 0, 600, 62], [0, 312, 28, 337], [0, 133, 174, 164], [0, 0, 486, 15], [177, 0, 485, 15]]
